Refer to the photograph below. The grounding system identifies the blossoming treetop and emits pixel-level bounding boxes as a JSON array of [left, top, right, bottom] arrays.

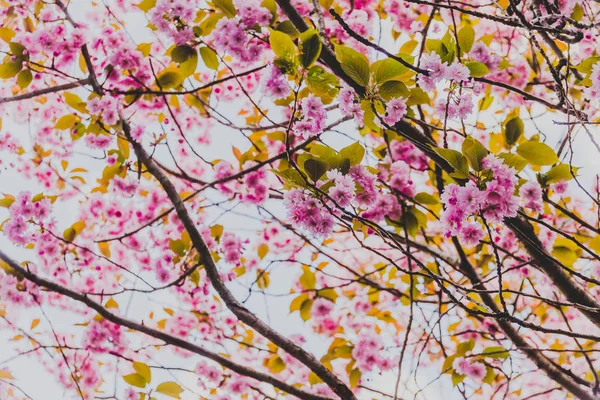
[[0, 0, 599, 399]]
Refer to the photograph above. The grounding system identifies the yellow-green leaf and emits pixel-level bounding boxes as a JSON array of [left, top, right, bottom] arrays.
[[133, 362, 152, 384], [123, 373, 147, 388], [156, 382, 184, 399], [200, 46, 219, 70], [465, 61, 489, 77], [257, 243, 269, 259], [55, 115, 79, 130], [16, 69, 32, 89], [156, 69, 184, 89], [213, 0, 236, 17], [517, 141, 558, 166], [269, 29, 296, 64], [458, 25, 475, 53], [63, 221, 85, 242], [267, 356, 286, 373], [299, 266, 316, 289], [300, 299, 313, 321], [335, 45, 370, 87], [299, 29, 322, 68], [0, 59, 23, 79]]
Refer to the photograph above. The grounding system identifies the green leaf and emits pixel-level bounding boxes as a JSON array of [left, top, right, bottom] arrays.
[[299, 266, 316, 289], [213, 0, 236, 17], [338, 142, 365, 166], [432, 148, 469, 178], [272, 168, 306, 188], [465, 61, 489, 77], [481, 346, 509, 359], [457, 339, 475, 355], [306, 66, 339, 104], [349, 368, 361, 388], [63, 221, 86, 242], [299, 298, 313, 321], [133, 362, 152, 384], [123, 373, 147, 388], [9, 42, 26, 58], [517, 142, 558, 166], [335, 45, 370, 87], [64, 93, 87, 113], [290, 293, 309, 312], [169, 239, 186, 256], [270, 29, 296, 64], [299, 29, 322, 69], [171, 45, 196, 63], [136, 0, 156, 12], [458, 25, 475, 53], [544, 163, 577, 184], [16, 69, 32, 89], [267, 356, 286, 373], [406, 87, 430, 106], [452, 372, 466, 386], [55, 114, 79, 130], [442, 354, 458, 373], [482, 366, 495, 386], [552, 246, 579, 266], [156, 382, 184, 399], [503, 115, 524, 147], [179, 51, 198, 78], [461, 136, 487, 171], [304, 158, 328, 182], [199, 47, 219, 70], [275, 20, 300, 38], [372, 58, 409, 84], [0, 59, 23, 79], [156, 69, 183, 89], [415, 192, 438, 205], [497, 153, 527, 172], [378, 81, 409, 101]]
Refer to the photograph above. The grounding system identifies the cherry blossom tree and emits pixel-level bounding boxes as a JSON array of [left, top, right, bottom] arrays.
[[1, 0, 600, 399]]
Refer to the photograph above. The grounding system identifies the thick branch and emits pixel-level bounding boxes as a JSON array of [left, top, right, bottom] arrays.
[[121, 116, 357, 400]]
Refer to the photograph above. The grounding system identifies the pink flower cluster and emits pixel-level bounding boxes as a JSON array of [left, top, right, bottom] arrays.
[[261, 64, 291, 99], [294, 95, 326, 139], [88, 96, 120, 126], [239, 163, 269, 204], [349, 165, 378, 206], [470, 42, 501, 71], [82, 319, 128, 354], [390, 140, 429, 170], [418, 52, 471, 91], [325, 169, 355, 207], [388, 161, 416, 197], [519, 181, 543, 213], [453, 357, 486, 381], [22, 25, 86, 68], [284, 189, 335, 237], [382, 97, 407, 125], [221, 232, 245, 265], [4, 191, 52, 246], [149, 0, 197, 44], [283, 165, 379, 236], [440, 155, 519, 246], [362, 193, 402, 222], [0, 273, 38, 308], [435, 93, 474, 120], [352, 333, 394, 373], [338, 87, 363, 123], [210, 0, 270, 61]]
